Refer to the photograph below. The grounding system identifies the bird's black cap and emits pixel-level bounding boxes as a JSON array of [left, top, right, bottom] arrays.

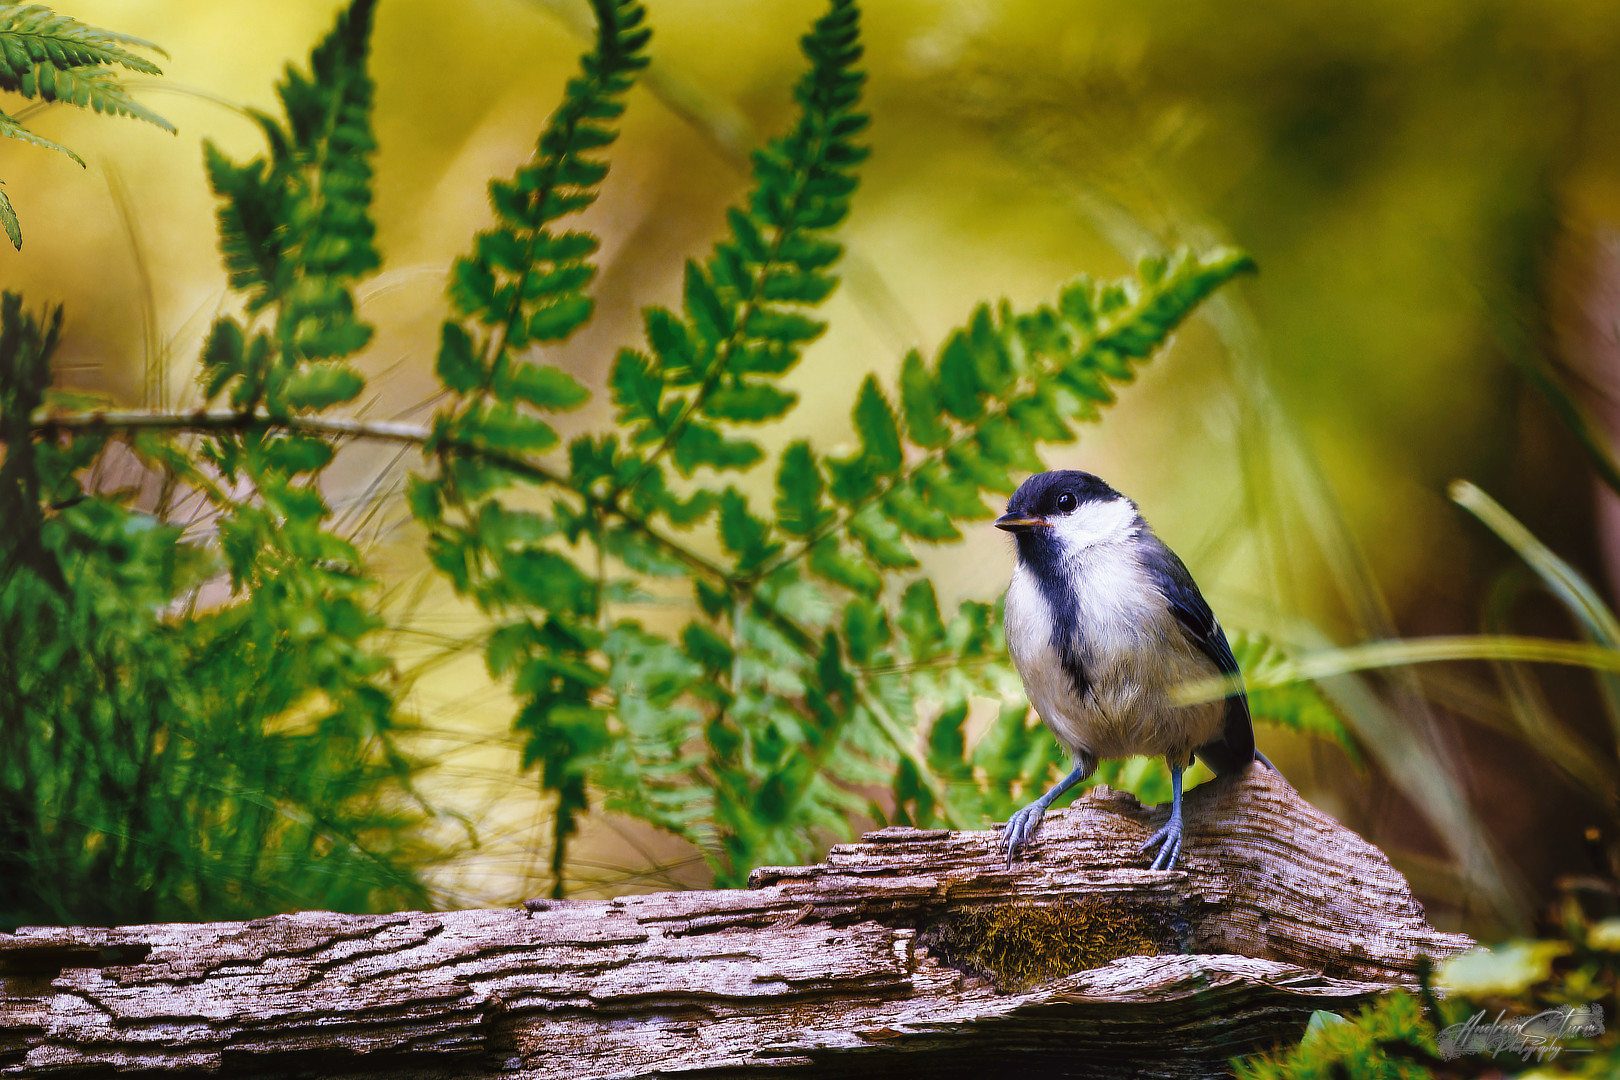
[[996, 470, 1122, 531]]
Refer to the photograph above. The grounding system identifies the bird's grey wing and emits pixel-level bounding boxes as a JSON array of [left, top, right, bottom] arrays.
[[1138, 535, 1255, 775]]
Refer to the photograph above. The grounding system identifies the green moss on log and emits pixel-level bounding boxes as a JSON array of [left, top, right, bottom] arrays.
[[920, 899, 1175, 991]]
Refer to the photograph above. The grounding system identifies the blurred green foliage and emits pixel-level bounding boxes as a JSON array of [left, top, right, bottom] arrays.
[[12, 5, 1620, 1073], [0, 0, 431, 929], [0, 290, 432, 928], [8, 0, 1619, 927], [0, 0, 1362, 927]]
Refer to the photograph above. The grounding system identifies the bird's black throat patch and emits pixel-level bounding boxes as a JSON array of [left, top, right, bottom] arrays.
[[1015, 528, 1089, 701]]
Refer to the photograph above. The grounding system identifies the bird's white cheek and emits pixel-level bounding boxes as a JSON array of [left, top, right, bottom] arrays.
[[1050, 497, 1137, 550]]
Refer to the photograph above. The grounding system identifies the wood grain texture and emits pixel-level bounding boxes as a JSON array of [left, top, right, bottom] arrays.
[[0, 768, 1472, 1079]]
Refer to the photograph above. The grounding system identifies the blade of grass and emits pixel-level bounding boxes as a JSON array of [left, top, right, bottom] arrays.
[[1176, 633, 1620, 703], [1451, 478, 1620, 750], [1482, 567, 1618, 798], [1451, 480, 1620, 642], [1515, 357, 1620, 500]]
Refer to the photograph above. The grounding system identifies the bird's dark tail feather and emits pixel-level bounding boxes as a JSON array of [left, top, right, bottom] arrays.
[[1194, 743, 1281, 778]]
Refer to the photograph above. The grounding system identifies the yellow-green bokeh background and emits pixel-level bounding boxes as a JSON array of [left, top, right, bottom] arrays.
[[12, 0, 1620, 935]]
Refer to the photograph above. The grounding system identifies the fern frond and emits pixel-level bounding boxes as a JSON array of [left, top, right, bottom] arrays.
[[2, 61, 174, 131], [157, 5, 416, 911], [769, 249, 1257, 589], [202, 147, 284, 316], [431, 0, 648, 460], [411, 0, 651, 897], [419, 0, 650, 557], [0, 182, 17, 249], [274, 0, 379, 376], [0, 104, 82, 164], [609, 0, 866, 506], [190, 0, 383, 604], [0, 5, 163, 79], [550, 0, 874, 884], [0, 7, 170, 248], [201, 0, 378, 413]]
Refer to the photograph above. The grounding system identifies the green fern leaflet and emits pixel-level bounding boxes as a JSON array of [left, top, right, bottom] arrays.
[[0, 3, 172, 249]]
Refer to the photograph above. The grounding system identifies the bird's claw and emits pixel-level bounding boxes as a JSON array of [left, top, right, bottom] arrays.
[[1139, 818, 1184, 871], [999, 802, 1046, 865]]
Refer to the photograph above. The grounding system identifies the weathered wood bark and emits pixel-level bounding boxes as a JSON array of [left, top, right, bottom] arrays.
[[2, 768, 1471, 1079]]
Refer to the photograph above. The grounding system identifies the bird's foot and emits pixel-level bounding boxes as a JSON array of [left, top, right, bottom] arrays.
[[1139, 817, 1185, 871], [1000, 801, 1047, 865]]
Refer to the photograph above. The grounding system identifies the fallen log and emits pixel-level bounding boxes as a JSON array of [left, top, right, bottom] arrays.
[[0, 767, 1472, 1079]]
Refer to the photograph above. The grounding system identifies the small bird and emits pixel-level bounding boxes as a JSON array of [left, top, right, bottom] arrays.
[[995, 470, 1270, 870]]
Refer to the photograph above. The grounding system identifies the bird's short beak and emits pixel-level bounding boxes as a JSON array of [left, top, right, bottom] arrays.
[[995, 511, 1049, 533]]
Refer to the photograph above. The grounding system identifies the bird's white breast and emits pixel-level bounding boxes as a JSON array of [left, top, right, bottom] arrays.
[[1005, 538, 1226, 764]]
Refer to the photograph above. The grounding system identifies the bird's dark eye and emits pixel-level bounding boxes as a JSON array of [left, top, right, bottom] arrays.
[[1055, 491, 1077, 513]]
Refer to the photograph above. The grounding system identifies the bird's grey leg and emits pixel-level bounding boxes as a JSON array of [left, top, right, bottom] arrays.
[[1139, 758, 1186, 871], [1000, 753, 1095, 865]]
